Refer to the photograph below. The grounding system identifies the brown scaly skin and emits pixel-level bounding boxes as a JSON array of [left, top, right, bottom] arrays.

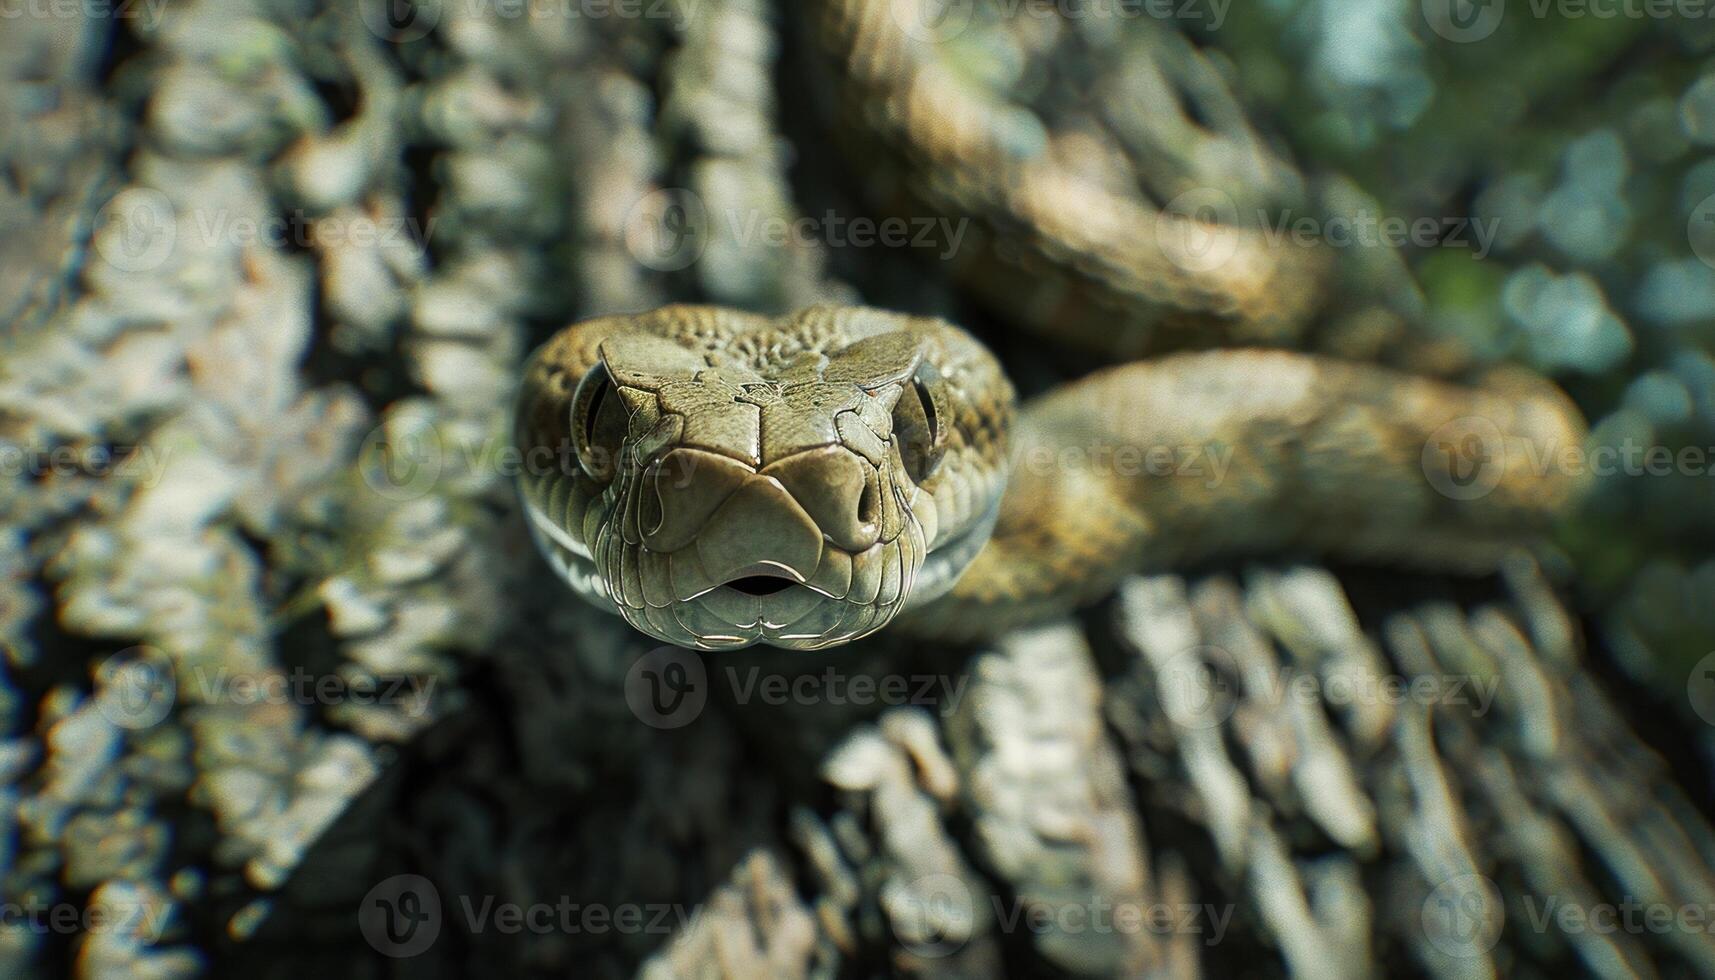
[[812, 0, 1333, 359], [903, 351, 1588, 639], [517, 307, 1587, 648], [513, 2, 1592, 649]]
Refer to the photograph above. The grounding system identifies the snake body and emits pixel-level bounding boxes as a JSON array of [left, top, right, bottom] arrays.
[[512, 0, 1591, 650], [515, 305, 1585, 649]]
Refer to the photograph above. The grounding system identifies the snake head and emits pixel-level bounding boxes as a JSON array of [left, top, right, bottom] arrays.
[[525, 318, 982, 651]]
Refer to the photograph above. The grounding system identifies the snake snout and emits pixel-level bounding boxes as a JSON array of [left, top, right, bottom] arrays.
[[638, 449, 750, 554], [762, 446, 882, 552], [684, 467, 826, 588]]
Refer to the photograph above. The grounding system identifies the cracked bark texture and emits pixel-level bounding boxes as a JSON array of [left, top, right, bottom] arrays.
[[3, 3, 1714, 980]]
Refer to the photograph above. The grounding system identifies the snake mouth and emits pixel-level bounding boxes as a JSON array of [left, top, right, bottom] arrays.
[[725, 575, 798, 597], [568, 439, 937, 648]]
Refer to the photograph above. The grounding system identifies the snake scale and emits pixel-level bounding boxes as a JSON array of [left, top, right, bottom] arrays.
[[513, 1, 1590, 651]]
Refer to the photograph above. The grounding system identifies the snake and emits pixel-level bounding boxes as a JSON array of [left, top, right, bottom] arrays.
[[510, 2, 1591, 651]]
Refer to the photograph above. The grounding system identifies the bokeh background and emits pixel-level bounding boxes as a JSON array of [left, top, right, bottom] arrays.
[[4, 0, 1715, 976]]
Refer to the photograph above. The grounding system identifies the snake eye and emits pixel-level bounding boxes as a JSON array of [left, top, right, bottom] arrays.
[[892, 361, 948, 484], [569, 361, 629, 482]]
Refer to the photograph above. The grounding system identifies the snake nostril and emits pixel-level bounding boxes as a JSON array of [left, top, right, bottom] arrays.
[[762, 445, 882, 552], [857, 474, 880, 529]]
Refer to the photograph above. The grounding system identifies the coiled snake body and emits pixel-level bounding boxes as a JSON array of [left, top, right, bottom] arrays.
[[515, 305, 1584, 650], [512, 2, 1590, 651]]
